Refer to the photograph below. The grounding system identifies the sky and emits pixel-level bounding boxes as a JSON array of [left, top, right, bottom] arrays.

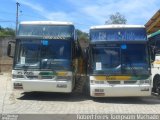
[[0, 0, 159, 32]]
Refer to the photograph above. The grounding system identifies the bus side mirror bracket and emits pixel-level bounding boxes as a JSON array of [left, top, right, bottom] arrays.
[[7, 41, 15, 58]]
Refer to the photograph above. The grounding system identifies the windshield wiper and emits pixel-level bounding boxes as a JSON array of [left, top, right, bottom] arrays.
[[21, 65, 29, 70]]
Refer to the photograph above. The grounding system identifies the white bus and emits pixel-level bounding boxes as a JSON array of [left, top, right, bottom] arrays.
[[8, 21, 79, 93], [87, 25, 152, 97], [148, 30, 160, 95]]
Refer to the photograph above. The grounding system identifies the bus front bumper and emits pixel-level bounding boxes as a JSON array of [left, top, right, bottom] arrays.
[[90, 84, 151, 97], [12, 79, 73, 93]]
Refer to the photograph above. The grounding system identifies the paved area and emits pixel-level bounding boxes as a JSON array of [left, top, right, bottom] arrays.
[[0, 73, 160, 114]]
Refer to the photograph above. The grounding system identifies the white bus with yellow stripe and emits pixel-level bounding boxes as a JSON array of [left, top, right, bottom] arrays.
[[8, 21, 78, 93], [87, 25, 152, 97], [148, 30, 160, 95]]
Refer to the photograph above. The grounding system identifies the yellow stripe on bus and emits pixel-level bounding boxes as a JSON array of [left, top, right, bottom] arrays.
[[91, 76, 131, 81], [57, 72, 68, 76], [154, 61, 160, 64]]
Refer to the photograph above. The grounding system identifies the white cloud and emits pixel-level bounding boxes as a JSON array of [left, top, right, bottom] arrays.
[[15, 0, 159, 31], [17, 0, 44, 13], [17, 0, 73, 22], [16, 0, 94, 31], [47, 12, 70, 21], [68, 0, 159, 25]]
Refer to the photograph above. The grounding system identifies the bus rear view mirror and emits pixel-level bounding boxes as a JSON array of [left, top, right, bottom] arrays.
[[7, 41, 15, 58]]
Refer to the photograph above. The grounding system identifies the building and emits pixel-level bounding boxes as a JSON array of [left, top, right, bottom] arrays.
[[145, 10, 160, 34]]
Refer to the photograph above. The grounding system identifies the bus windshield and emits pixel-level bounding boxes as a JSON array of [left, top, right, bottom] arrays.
[[92, 44, 150, 75], [14, 39, 72, 70], [18, 24, 74, 38], [90, 28, 147, 41]]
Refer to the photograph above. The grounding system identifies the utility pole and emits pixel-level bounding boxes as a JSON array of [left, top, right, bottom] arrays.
[[16, 2, 20, 34]]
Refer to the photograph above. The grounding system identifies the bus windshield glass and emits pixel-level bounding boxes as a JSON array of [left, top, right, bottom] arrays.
[[18, 24, 74, 38], [14, 39, 72, 70], [92, 44, 150, 75], [90, 28, 147, 41]]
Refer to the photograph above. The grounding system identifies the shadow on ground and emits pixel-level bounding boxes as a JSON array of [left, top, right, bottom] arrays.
[[17, 91, 160, 105], [18, 92, 90, 102], [92, 95, 160, 104]]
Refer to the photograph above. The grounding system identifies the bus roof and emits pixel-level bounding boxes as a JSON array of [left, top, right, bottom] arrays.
[[148, 30, 160, 38], [90, 24, 145, 30], [20, 21, 74, 25]]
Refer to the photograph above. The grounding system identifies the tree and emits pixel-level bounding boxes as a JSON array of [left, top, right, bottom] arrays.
[[0, 26, 15, 37], [76, 29, 89, 48], [76, 29, 89, 42], [105, 12, 127, 24]]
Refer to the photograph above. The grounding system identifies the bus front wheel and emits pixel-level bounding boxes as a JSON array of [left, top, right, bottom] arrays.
[[153, 75, 160, 95]]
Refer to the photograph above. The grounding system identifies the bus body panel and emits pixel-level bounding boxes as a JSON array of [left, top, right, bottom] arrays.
[[12, 70, 74, 92], [13, 79, 72, 93], [90, 75, 151, 97], [90, 84, 151, 97], [151, 66, 160, 80]]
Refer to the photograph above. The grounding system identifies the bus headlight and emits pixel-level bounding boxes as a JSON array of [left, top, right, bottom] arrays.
[[12, 74, 24, 79], [13, 82, 23, 89], [144, 80, 150, 84], [90, 80, 105, 84], [139, 79, 151, 84]]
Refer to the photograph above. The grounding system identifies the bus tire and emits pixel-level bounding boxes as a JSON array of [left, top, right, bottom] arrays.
[[153, 75, 160, 95], [156, 80, 160, 95]]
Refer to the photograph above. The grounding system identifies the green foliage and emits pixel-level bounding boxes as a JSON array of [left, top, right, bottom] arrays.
[[0, 26, 15, 37], [76, 29, 89, 48], [105, 12, 127, 24], [76, 29, 89, 42]]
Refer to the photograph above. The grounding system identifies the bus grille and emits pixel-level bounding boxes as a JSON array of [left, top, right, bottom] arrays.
[[107, 81, 120, 84], [40, 76, 53, 79], [124, 81, 137, 84], [26, 76, 38, 79]]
